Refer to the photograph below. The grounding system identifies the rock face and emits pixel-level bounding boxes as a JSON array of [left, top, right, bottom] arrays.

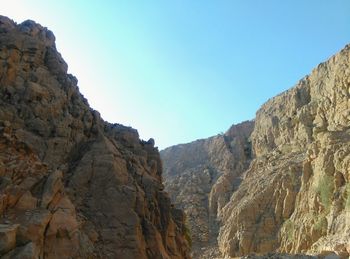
[[0, 16, 191, 258], [218, 44, 350, 258], [161, 121, 254, 258], [163, 44, 350, 259]]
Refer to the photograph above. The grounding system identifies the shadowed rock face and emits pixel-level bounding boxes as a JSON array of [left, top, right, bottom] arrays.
[[161, 121, 254, 258], [162, 45, 350, 259], [0, 16, 191, 259]]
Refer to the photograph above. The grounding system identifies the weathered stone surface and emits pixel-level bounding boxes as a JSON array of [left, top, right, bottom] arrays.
[[161, 121, 254, 258], [241, 254, 317, 259], [218, 44, 350, 258], [0, 224, 19, 255], [2, 242, 40, 259], [0, 15, 190, 258], [162, 44, 350, 258]]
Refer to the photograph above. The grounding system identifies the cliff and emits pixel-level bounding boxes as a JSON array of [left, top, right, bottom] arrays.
[[218, 44, 350, 258], [162, 44, 350, 258], [0, 16, 191, 258], [161, 121, 254, 258]]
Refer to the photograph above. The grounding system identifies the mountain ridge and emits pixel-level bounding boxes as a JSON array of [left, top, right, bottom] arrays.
[[0, 15, 191, 258]]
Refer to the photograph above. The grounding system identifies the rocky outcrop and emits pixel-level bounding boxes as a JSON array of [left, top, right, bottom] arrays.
[[162, 44, 350, 259], [0, 16, 191, 258], [161, 121, 254, 258], [218, 45, 350, 258]]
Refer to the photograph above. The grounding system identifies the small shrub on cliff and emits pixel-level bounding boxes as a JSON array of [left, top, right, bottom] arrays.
[[183, 225, 192, 248], [283, 219, 295, 240], [346, 183, 350, 210], [315, 174, 333, 212], [313, 215, 327, 232], [288, 170, 299, 188]]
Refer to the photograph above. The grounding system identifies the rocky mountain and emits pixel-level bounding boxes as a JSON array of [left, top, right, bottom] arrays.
[[161, 121, 254, 258], [162, 44, 350, 258], [0, 16, 191, 258]]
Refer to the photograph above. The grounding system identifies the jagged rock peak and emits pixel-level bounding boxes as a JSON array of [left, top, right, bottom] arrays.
[[0, 15, 56, 46], [0, 15, 191, 258]]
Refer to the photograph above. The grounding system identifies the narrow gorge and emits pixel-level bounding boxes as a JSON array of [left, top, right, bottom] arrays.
[[162, 44, 350, 258], [0, 14, 349, 259], [161, 121, 254, 258]]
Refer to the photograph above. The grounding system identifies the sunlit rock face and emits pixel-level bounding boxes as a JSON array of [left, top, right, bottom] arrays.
[[161, 121, 254, 258], [0, 15, 191, 259], [218, 44, 350, 258], [163, 44, 350, 258]]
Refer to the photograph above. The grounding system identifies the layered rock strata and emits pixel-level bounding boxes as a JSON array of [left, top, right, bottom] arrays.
[[0, 16, 191, 259]]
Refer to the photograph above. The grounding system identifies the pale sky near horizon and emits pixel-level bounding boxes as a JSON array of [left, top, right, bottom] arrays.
[[1, 1, 350, 149]]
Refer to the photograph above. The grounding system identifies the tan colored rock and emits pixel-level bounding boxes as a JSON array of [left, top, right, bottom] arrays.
[[162, 43, 350, 259], [161, 121, 254, 258], [40, 170, 63, 209], [15, 208, 52, 246], [0, 224, 18, 255], [218, 44, 350, 257], [14, 191, 37, 210]]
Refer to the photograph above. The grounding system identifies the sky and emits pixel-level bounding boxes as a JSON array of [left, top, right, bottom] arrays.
[[1, 1, 350, 149]]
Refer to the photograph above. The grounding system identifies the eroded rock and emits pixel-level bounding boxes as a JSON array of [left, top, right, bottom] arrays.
[[162, 44, 350, 258], [218, 45, 350, 257], [0, 15, 191, 258], [161, 121, 254, 258]]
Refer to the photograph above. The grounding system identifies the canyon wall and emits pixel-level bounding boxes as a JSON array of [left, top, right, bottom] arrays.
[[0, 16, 191, 259], [161, 121, 254, 258], [163, 45, 350, 258], [1, 14, 349, 259], [218, 44, 350, 258]]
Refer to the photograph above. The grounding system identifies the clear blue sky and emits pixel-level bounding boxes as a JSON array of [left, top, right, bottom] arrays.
[[2, 1, 350, 149]]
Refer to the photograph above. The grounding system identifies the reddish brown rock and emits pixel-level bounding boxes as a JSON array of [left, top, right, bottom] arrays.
[[0, 224, 19, 255], [0, 15, 190, 258]]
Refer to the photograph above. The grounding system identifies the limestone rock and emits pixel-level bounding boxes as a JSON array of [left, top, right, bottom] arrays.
[[162, 44, 350, 258], [218, 44, 350, 257], [161, 121, 254, 258], [0, 15, 190, 258]]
